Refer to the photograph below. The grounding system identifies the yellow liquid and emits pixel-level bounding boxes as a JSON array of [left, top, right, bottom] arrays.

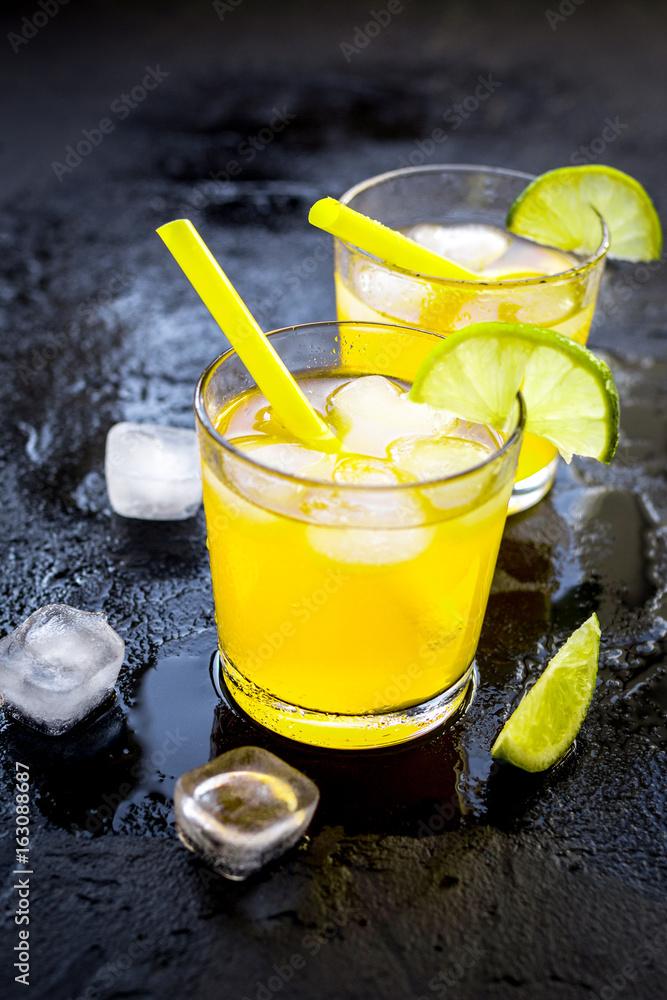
[[202, 374, 516, 748], [335, 223, 597, 485]]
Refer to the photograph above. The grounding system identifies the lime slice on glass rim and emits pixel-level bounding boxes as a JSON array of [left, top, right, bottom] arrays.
[[507, 165, 662, 261], [491, 613, 600, 772], [409, 321, 619, 464]]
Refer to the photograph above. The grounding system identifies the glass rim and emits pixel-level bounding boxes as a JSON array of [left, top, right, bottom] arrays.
[[338, 162, 610, 285], [194, 320, 526, 493]]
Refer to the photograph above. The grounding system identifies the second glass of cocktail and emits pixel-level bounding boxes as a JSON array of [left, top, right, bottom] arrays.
[[196, 321, 524, 750], [333, 165, 609, 512]]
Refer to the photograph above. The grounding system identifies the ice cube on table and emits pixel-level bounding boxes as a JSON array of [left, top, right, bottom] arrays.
[[327, 376, 457, 458], [404, 223, 511, 273], [174, 747, 319, 880], [105, 422, 202, 520], [0, 604, 125, 735]]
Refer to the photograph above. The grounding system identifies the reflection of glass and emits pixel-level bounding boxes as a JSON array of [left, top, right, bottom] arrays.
[[195, 321, 524, 750], [334, 165, 609, 513], [210, 690, 468, 836]]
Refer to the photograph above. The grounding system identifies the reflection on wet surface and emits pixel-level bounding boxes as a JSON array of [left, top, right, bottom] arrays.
[[1, 344, 666, 869]]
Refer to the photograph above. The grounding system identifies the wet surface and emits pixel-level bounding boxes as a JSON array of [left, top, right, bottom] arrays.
[[1, 1, 667, 998]]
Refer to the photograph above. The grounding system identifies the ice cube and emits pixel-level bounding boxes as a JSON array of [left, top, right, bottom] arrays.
[[304, 479, 435, 564], [306, 522, 436, 566], [222, 438, 336, 518], [404, 223, 511, 273], [389, 435, 492, 481], [390, 436, 496, 513], [483, 236, 577, 278], [333, 455, 405, 486], [0, 604, 124, 735], [231, 437, 335, 480], [174, 747, 319, 880], [328, 376, 457, 458], [353, 264, 424, 324], [105, 422, 202, 520]]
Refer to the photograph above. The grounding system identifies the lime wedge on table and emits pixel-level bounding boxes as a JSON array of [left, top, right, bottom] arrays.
[[491, 614, 600, 772], [409, 322, 619, 463], [507, 165, 662, 261]]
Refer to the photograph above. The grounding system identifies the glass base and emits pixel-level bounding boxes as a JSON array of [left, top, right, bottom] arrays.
[[508, 456, 559, 515], [215, 653, 477, 750]]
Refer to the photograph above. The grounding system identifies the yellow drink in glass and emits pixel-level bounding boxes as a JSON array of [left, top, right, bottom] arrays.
[[195, 322, 524, 749], [334, 165, 608, 513]]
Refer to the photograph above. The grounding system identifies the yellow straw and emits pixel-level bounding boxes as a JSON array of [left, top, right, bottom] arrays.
[[157, 220, 337, 449], [309, 198, 478, 280]]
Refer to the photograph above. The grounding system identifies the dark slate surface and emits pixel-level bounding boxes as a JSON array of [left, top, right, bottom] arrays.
[[1, 2, 666, 998]]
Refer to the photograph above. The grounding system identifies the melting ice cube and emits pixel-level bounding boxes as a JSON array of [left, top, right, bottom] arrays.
[[404, 223, 511, 273], [306, 522, 436, 566], [327, 376, 457, 458], [304, 468, 436, 565], [231, 438, 334, 480], [389, 435, 492, 481], [105, 422, 202, 520], [223, 438, 336, 518], [390, 436, 496, 512], [174, 747, 319, 880], [332, 455, 405, 486], [0, 604, 125, 735]]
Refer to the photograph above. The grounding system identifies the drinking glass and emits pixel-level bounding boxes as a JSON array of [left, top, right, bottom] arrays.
[[334, 165, 608, 512], [195, 321, 524, 749]]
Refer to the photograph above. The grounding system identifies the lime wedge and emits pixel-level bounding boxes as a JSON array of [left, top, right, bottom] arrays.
[[491, 613, 600, 772], [507, 165, 662, 261], [409, 321, 619, 463]]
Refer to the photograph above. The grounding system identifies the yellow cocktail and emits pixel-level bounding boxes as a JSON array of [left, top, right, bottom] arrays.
[[333, 165, 608, 512], [196, 322, 524, 749]]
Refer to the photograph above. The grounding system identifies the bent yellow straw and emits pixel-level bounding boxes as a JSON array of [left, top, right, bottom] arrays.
[[308, 198, 478, 280], [157, 219, 337, 448]]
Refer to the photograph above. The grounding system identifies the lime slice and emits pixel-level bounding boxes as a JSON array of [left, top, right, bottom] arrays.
[[491, 613, 600, 771], [409, 321, 619, 463], [507, 165, 662, 261]]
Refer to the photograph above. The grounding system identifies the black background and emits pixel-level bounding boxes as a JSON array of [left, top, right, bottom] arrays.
[[1, 2, 666, 998]]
